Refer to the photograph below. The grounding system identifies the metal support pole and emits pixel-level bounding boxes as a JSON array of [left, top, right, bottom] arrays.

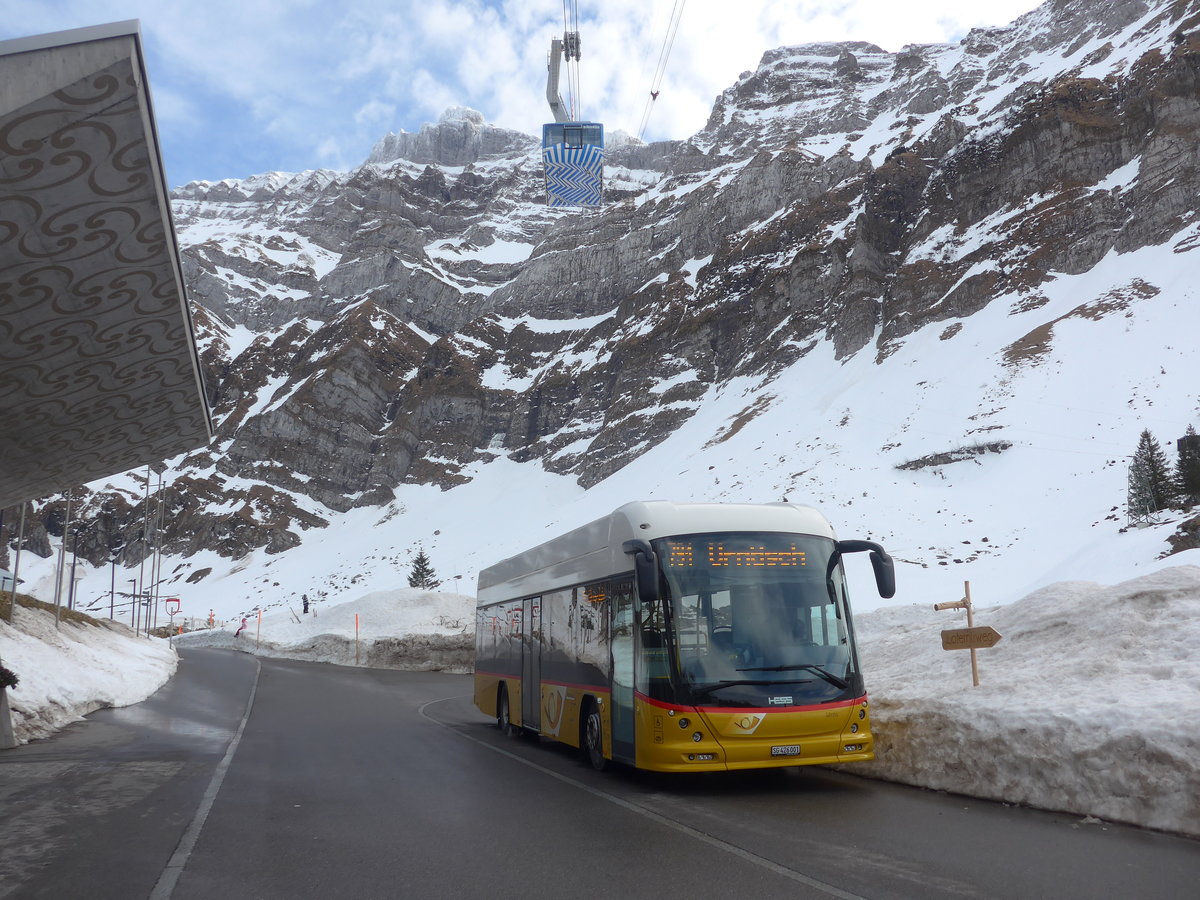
[[53, 490, 72, 628], [7, 504, 25, 624], [0, 510, 16, 746], [67, 528, 79, 611], [137, 466, 149, 634], [0, 507, 14, 748], [151, 479, 165, 636]]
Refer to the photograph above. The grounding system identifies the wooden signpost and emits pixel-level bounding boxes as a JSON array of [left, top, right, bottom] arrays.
[[934, 581, 1002, 687]]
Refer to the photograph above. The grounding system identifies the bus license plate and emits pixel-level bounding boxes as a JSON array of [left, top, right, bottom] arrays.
[[771, 745, 801, 757]]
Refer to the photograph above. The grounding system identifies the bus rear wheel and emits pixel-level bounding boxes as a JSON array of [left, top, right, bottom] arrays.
[[582, 701, 607, 771], [497, 685, 515, 737]]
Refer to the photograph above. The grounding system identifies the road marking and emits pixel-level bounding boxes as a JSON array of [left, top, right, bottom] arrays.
[[150, 656, 262, 900], [419, 695, 865, 900]]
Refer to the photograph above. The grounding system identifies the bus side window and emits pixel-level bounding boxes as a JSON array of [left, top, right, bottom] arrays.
[[637, 590, 670, 694], [640, 585, 664, 634], [638, 627, 670, 688]]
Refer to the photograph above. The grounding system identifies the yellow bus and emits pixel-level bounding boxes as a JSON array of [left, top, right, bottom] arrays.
[[473, 501, 895, 772]]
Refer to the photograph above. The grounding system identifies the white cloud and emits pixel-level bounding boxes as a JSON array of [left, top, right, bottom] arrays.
[[315, 136, 348, 166], [354, 98, 396, 128], [1, 0, 1044, 183], [146, 82, 200, 129], [415, 0, 484, 48], [409, 68, 464, 123]]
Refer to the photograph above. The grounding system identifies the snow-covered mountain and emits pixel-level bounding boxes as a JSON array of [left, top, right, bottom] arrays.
[[5, 0, 1200, 620]]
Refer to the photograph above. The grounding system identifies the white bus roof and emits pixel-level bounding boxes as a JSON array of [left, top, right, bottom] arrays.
[[477, 501, 837, 606]]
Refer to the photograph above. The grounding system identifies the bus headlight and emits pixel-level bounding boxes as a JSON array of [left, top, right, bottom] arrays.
[[850, 723, 859, 733], [692, 732, 703, 742], [678, 718, 690, 729]]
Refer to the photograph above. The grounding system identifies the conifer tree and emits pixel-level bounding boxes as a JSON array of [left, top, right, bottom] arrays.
[[407, 547, 439, 588], [1175, 424, 1200, 506], [1127, 429, 1176, 521]]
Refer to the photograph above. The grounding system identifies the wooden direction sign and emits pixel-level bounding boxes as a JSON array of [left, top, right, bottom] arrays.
[[941, 625, 1002, 651]]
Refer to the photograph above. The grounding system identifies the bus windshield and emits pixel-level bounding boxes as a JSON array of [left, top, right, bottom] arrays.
[[652, 531, 861, 706]]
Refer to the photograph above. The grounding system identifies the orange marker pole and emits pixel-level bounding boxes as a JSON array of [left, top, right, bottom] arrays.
[[256, 609, 262, 649], [355, 613, 360, 665]]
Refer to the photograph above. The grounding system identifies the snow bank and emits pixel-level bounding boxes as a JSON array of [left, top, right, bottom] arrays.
[[851, 566, 1200, 837], [0, 604, 177, 744], [173, 588, 475, 673]]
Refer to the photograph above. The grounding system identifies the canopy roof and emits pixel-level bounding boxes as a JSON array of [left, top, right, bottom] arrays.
[[0, 21, 212, 510]]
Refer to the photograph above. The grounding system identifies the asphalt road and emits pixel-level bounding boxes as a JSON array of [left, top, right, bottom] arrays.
[[2, 649, 1197, 899]]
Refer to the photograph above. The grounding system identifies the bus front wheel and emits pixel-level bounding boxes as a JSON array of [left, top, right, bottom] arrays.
[[582, 701, 607, 771]]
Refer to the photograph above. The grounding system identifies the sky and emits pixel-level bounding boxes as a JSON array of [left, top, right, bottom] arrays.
[[0, 0, 1041, 187], [6, 567, 1197, 839]]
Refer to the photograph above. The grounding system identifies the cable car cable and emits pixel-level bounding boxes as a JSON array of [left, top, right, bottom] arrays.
[[576, 6, 584, 119], [638, 0, 685, 139], [562, 0, 582, 119], [637, 0, 686, 141]]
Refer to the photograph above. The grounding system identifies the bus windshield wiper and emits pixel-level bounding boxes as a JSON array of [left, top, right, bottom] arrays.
[[690, 678, 813, 693], [736, 664, 849, 690]]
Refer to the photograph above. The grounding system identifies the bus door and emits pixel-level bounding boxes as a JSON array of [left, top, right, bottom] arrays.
[[521, 596, 542, 731], [610, 579, 635, 763]]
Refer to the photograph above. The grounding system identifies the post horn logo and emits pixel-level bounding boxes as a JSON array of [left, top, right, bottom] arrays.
[[544, 689, 564, 730], [727, 714, 763, 735]]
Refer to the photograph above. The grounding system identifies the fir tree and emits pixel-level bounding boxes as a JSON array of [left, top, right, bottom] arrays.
[[407, 547, 439, 588], [1127, 429, 1176, 521], [1175, 425, 1200, 506]]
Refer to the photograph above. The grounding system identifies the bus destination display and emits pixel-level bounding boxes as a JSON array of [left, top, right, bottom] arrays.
[[664, 540, 807, 569]]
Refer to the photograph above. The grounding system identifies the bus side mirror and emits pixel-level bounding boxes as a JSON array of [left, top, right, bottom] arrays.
[[623, 539, 660, 604], [836, 540, 896, 600]]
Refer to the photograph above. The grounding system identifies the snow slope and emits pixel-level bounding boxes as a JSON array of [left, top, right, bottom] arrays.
[[22, 216, 1200, 625]]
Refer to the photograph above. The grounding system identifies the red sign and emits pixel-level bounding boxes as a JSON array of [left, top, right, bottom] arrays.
[[165, 598, 181, 615]]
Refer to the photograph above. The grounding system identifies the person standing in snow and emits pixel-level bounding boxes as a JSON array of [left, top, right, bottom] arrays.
[[235, 617, 248, 637]]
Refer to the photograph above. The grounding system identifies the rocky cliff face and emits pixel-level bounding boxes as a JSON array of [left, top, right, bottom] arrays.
[[6, 0, 1200, 574], [366, 107, 538, 167]]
